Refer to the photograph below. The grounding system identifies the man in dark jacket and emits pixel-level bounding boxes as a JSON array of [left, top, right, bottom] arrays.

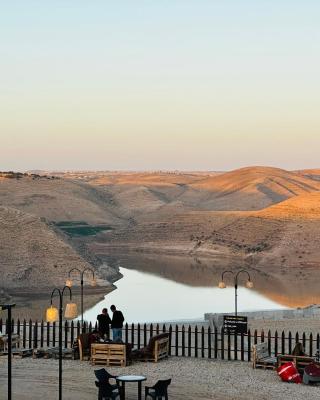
[[97, 308, 111, 339], [110, 305, 124, 341]]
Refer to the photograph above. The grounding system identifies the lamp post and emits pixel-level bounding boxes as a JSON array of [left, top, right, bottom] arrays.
[[218, 269, 253, 316], [46, 287, 77, 400], [65, 267, 96, 327], [0, 303, 16, 400]]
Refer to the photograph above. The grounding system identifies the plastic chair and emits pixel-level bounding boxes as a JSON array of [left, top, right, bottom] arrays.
[[95, 381, 120, 400], [145, 379, 171, 399], [94, 368, 118, 391]]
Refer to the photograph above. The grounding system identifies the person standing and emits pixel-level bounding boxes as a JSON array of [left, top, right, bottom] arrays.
[[97, 308, 111, 339], [110, 305, 124, 341]]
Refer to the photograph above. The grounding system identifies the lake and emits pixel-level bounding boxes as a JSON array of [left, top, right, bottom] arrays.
[[82, 265, 287, 323]]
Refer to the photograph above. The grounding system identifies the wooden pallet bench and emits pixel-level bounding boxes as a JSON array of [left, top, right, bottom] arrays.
[[252, 342, 277, 370]]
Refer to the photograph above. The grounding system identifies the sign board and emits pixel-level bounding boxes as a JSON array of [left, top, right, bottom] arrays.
[[223, 315, 248, 334]]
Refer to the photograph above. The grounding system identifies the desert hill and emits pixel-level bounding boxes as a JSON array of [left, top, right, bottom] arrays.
[[45, 167, 320, 219], [94, 191, 320, 275], [0, 206, 95, 289], [188, 166, 320, 211], [0, 173, 123, 225], [296, 169, 320, 182]]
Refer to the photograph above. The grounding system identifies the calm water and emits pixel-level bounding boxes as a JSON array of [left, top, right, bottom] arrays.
[[82, 266, 286, 324]]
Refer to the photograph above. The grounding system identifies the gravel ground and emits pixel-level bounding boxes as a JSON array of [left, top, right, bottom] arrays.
[[0, 356, 319, 400]]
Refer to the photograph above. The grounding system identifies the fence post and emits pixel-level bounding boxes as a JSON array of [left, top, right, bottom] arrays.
[[247, 330, 251, 362], [268, 330, 271, 356], [295, 332, 299, 344], [53, 322, 56, 347], [70, 321, 74, 347], [214, 327, 218, 359], [131, 323, 135, 347], [254, 330, 257, 345], [23, 320, 27, 348], [40, 320, 44, 348], [227, 330, 231, 360], [28, 319, 32, 349], [156, 324, 160, 335], [274, 331, 278, 357], [261, 330, 264, 343], [302, 332, 306, 351], [234, 331, 238, 361], [17, 319, 21, 348], [181, 325, 185, 357], [125, 323, 128, 344], [143, 324, 147, 347], [221, 327, 225, 360], [137, 323, 141, 349], [309, 333, 313, 357], [281, 331, 285, 354], [208, 327, 212, 359], [240, 332, 244, 361], [288, 331, 292, 354], [77, 321, 81, 339], [33, 320, 38, 349], [46, 322, 50, 347], [175, 325, 179, 357], [168, 325, 172, 356], [64, 321, 68, 348], [150, 323, 153, 338], [188, 325, 192, 357], [201, 327, 205, 358], [194, 326, 198, 358]]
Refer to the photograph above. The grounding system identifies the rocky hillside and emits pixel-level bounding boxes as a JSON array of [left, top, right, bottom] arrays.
[[0, 206, 95, 289]]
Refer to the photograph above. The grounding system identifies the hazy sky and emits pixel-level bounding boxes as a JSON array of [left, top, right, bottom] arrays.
[[1, 1, 320, 171]]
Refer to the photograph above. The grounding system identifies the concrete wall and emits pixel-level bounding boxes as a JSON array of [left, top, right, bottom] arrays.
[[205, 305, 320, 330]]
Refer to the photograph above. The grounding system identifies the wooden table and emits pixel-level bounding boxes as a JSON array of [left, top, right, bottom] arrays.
[[116, 375, 147, 400]]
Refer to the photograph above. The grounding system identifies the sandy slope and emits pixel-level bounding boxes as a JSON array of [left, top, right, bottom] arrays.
[[0, 175, 122, 225], [0, 206, 97, 289]]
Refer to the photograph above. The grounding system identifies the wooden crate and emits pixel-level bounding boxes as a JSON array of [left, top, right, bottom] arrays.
[[91, 343, 126, 367]]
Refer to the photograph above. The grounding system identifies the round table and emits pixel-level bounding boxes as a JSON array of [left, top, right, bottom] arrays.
[[116, 375, 147, 400]]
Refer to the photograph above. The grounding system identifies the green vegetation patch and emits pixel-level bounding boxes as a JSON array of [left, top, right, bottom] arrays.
[[54, 221, 112, 236]]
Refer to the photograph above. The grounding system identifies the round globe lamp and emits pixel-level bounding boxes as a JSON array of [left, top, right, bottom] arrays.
[[46, 305, 59, 323]]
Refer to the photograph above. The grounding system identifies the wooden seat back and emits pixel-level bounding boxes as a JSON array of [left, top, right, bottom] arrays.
[[153, 336, 169, 362]]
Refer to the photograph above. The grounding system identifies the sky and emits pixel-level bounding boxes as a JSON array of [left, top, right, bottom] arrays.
[[1, 1, 320, 171]]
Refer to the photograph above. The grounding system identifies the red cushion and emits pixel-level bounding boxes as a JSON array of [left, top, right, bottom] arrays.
[[304, 363, 320, 377]]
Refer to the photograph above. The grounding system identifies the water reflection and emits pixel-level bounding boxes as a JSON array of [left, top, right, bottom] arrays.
[[82, 267, 285, 323], [98, 252, 320, 309]]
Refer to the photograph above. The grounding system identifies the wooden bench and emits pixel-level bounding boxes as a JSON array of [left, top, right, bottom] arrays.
[[252, 342, 277, 370], [0, 334, 20, 354], [91, 343, 126, 367], [277, 354, 314, 374], [131, 333, 170, 363]]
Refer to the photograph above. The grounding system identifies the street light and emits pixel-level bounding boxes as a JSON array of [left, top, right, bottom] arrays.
[[218, 269, 253, 316], [0, 303, 16, 400], [65, 267, 96, 327], [46, 287, 77, 400]]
